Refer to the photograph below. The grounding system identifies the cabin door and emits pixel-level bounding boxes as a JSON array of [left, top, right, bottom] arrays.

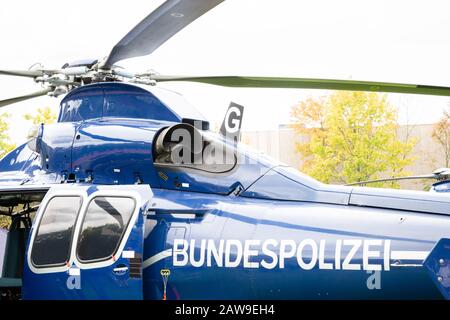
[[22, 184, 152, 300]]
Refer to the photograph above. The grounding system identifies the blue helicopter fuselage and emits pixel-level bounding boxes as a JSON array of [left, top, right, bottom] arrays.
[[0, 82, 450, 300]]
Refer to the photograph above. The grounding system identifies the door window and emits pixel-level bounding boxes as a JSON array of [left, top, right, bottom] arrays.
[[76, 196, 136, 262], [31, 196, 82, 267]]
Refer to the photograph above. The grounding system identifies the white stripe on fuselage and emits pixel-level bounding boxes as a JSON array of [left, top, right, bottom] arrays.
[[390, 250, 429, 261], [143, 249, 173, 269], [141, 244, 431, 270]]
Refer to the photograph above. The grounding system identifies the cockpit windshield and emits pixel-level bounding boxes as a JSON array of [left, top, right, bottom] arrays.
[[59, 87, 103, 122], [58, 83, 197, 123], [149, 86, 207, 122], [102, 86, 179, 121]]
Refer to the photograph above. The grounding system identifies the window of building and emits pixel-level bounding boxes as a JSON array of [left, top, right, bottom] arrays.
[[77, 197, 135, 262], [31, 196, 82, 267]]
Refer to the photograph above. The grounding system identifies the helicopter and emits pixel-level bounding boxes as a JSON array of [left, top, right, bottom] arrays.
[[1, 0, 450, 300]]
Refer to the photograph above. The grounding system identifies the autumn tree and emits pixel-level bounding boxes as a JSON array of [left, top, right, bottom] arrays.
[[24, 106, 57, 125], [432, 108, 450, 167], [0, 113, 16, 228], [291, 91, 417, 186], [0, 113, 16, 159], [0, 216, 8, 229]]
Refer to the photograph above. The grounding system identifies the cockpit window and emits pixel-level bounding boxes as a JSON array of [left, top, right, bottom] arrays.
[[58, 84, 182, 123], [103, 88, 179, 122], [152, 87, 206, 122], [59, 88, 103, 122]]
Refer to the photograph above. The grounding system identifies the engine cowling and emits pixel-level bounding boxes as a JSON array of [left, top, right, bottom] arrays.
[[153, 123, 236, 173]]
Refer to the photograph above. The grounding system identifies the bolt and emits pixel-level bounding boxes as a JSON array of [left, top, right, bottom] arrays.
[[439, 259, 445, 266], [437, 276, 443, 282]]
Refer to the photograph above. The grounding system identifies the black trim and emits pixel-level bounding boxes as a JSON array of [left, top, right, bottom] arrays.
[[129, 254, 142, 279]]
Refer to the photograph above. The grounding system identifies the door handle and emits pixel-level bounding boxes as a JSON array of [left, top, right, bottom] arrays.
[[146, 208, 208, 217], [113, 265, 129, 276]]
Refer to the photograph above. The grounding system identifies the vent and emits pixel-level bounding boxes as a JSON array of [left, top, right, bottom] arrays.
[[129, 254, 142, 279]]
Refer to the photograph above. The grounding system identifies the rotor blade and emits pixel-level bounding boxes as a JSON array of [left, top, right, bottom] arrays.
[[0, 88, 52, 108], [102, 0, 225, 69], [345, 174, 437, 186], [151, 75, 450, 97], [94, 198, 124, 228], [0, 69, 44, 78]]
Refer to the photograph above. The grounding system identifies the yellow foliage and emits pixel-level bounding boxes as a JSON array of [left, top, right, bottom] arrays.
[[24, 106, 57, 125], [432, 108, 450, 167], [0, 215, 10, 229], [0, 113, 16, 159], [291, 91, 417, 186]]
